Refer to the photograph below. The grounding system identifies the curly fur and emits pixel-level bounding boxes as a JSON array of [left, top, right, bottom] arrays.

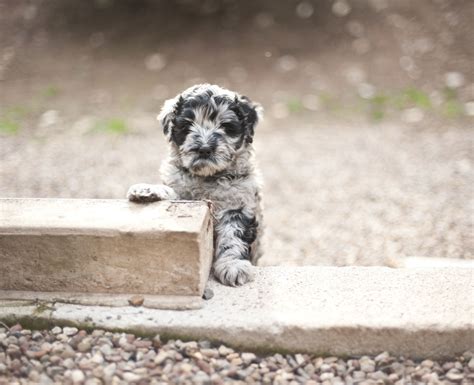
[[127, 84, 263, 286]]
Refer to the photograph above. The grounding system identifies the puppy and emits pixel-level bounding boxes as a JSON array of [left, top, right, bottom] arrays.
[[127, 84, 263, 286]]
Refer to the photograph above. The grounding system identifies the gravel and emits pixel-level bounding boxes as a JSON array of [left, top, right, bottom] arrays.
[[0, 324, 472, 385]]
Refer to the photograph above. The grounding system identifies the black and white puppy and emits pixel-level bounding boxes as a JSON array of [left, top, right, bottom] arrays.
[[127, 84, 263, 286]]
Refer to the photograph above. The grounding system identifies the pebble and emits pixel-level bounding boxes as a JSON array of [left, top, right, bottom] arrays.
[[71, 369, 85, 383], [445, 369, 464, 382], [468, 357, 474, 370], [152, 335, 162, 349], [202, 287, 214, 300], [63, 327, 78, 336], [218, 345, 234, 356], [445, 72, 465, 89], [374, 351, 389, 362], [128, 295, 145, 307], [122, 372, 142, 381], [77, 341, 91, 352], [0, 326, 472, 384]]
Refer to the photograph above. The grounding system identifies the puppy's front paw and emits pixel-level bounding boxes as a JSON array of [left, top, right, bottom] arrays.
[[127, 183, 177, 203], [213, 259, 254, 286]]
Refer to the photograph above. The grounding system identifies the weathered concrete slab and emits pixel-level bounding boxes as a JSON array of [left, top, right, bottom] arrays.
[[0, 198, 213, 309], [402, 256, 474, 268], [1, 267, 472, 358]]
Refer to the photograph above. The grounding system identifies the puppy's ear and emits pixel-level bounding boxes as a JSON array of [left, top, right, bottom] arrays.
[[157, 95, 184, 137], [233, 95, 263, 144]]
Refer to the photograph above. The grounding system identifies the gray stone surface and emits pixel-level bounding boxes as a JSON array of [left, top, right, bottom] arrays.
[[1, 267, 472, 358], [0, 199, 213, 309]]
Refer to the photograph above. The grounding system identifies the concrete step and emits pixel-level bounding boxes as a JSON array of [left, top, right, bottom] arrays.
[[1, 266, 471, 358], [0, 198, 213, 309]]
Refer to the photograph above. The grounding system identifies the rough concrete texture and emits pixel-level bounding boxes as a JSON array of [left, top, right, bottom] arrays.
[[1, 267, 472, 358], [0, 199, 213, 309], [402, 256, 474, 268]]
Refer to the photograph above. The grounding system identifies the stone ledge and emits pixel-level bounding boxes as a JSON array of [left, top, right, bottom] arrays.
[[1, 266, 472, 358], [0, 198, 213, 309]]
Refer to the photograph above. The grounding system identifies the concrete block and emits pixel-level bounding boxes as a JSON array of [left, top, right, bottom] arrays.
[[0, 198, 213, 309], [1, 266, 471, 358]]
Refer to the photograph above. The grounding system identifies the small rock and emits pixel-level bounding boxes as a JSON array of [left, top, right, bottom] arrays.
[[202, 288, 214, 300], [91, 330, 105, 337], [242, 352, 257, 364], [468, 357, 474, 370], [122, 372, 142, 382], [443, 361, 455, 371], [320, 363, 332, 372], [9, 324, 22, 332], [39, 109, 60, 129], [128, 295, 145, 307], [63, 327, 78, 336], [6, 345, 21, 359], [32, 331, 43, 341], [374, 352, 389, 362], [353, 370, 366, 380], [201, 348, 219, 358], [320, 372, 334, 380], [91, 352, 104, 364], [134, 340, 152, 349], [100, 344, 113, 356], [197, 359, 211, 374], [361, 362, 375, 373], [446, 369, 464, 382], [85, 379, 102, 385], [464, 101, 474, 116], [154, 351, 168, 365], [26, 349, 48, 359], [421, 359, 434, 368], [445, 72, 465, 89], [103, 363, 116, 379], [63, 358, 75, 369], [152, 335, 161, 349], [402, 107, 424, 123], [218, 345, 234, 356], [51, 326, 62, 335], [71, 369, 85, 383], [77, 341, 91, 352]]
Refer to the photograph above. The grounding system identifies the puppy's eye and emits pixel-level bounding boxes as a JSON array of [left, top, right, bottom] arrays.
[[174, 118, 192, 131], [222, 122, 241, 136]]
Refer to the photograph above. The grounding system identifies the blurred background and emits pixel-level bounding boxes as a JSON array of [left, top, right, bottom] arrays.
[[0, 0, 472, 266]]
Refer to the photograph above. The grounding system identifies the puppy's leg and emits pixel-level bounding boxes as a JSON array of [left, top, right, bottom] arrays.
[[213, 208, 258, 286], [127, 183, 177, 202]]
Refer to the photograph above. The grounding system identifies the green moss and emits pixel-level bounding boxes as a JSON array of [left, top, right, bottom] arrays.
[[286, 99, 304, 114], [441, 87, 463, 118], [41, 86, 60, 98], [0, 118, 20, 133], [93, 118, 129, 134], [394, 87, 432, 110], [0, 106, 29, 134]]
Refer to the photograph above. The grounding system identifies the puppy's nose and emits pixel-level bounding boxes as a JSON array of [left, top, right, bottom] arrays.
[[198, 145, 213, 158]]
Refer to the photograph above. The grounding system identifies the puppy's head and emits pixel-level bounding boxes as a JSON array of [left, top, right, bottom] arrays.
[[158, 84, 262, 177]]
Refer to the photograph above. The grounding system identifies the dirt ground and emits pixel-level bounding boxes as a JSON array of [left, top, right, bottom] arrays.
[[0, 0, 473, 266]]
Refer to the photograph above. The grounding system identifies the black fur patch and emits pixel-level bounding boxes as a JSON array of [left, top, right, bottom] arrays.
[[223, 208, 258, 259], [230, 95, 259, 146], [171, 108, 194, 146]]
